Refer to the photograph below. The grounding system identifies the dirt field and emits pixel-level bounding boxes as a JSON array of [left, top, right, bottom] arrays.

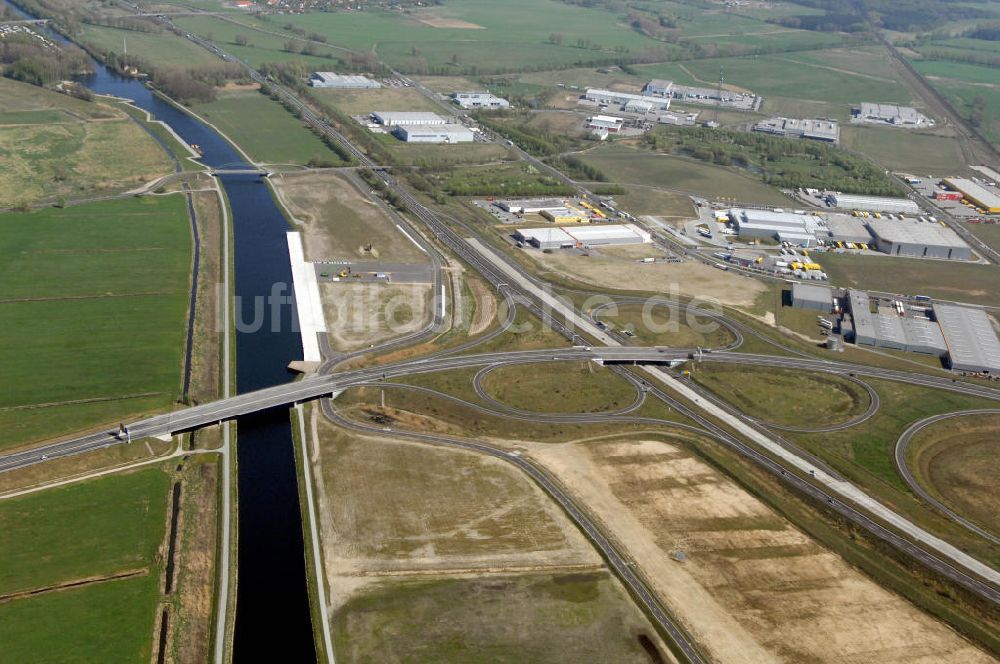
[[321, 282, 432, 351], [466, 275, 496, 336], [310, 413, 674, 662], [912, 414, 1000, 535], [528, 249, 766, 307], [526, 436, 996, 664], [273, 171, 429, 264]]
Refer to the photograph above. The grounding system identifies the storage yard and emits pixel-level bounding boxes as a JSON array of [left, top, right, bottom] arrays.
[[309, 72, 382, 89], [482, 197, 618, 225]]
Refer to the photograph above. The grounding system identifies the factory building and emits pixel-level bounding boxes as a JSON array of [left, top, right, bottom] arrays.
[[514, 224, 651, 249], [934, 303, 1000, 373], [585, 115, 624, 132], [309, 72, 381, 88], [791, 283, 833, 311], [752, 117, 839, 143], [585, 89, 671, 111], [853, 103, 931, 126], [451, 91, 510, 109], [393, 124, 474, 143], [866, 218, 971, 260], [728, 208, 824, 246], [372, 111, 447, 127], [827, 193, 921, 214], [942, 177, 1000, 213], [497, 198, 566, 214], [643, 79, 674, 98]]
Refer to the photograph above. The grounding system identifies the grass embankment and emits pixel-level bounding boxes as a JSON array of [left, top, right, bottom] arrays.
[[0, 468, 170, 663], [0, 196, 191, 450], [909, 413, 1000, 537], [0, 77, 173, 206], [78, 23, 218, 68]]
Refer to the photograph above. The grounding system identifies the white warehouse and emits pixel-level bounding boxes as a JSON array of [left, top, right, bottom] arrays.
[[309, 72, 381, 89], [372, 111, 448, 127], [827, 193, 921, 214], [394, 124, 474, 143], [728, 208, 824, 246], [515, 224, 651, 249], [452, 91, 510, 109]]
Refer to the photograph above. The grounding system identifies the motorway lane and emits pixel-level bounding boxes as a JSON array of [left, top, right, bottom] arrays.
[[894, 410, 1000, 546]]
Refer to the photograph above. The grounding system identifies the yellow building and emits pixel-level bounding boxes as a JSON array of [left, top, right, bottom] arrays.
[[541, 207, 589, 223]]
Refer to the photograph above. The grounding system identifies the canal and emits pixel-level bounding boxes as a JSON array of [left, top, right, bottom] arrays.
[[1, 4, 319, 659]]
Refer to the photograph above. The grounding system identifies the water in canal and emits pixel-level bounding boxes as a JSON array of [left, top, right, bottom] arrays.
[[3, 5, 318, 658]]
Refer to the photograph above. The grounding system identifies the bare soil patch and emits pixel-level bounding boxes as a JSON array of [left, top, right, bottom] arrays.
[[321, 282, 431, 351], [528, 250, 766, 307], [273, 170, 428, 264], [527, 437, 995, 664]]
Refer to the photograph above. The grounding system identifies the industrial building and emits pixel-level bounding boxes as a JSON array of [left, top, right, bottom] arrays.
[[752, 117, 839, 143], [371, 111, 447, 127], [791, 283, 833, 311], [942, 177, 1000, 213], [934, 303, 1000, 373], [728, 208, 824, 246], [541, 207, 588, 223], [827, 193, 921, 214], [852, 103, 931, 126], [497, 198, 566, 214], [866, 218, 971, 260], [514, 224, 651, 249], [643, 79, 674, 98], [824, 216, 873, 245], [585, 89, 671, 111], [309, 72, 381, 89], [846, 290, 947, 355], [624, 99, 654, 114], [393, 124, 474, 143], [451, 91, 510, 109], [585, 115, 624, 132]]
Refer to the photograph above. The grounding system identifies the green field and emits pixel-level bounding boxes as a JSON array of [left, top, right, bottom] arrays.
[[0, 467, 169, 664], [0, 575, 161, 664], [0, 468, 170, 594], [819, 252, 1000, 307], [192, 88, 343, 165], [0, 196, 191, 449], [912, 59, 1000, 145], [579, 144, 791, 205], [690, 364, 870, 428], [909, 414, 1000, 535], [275, 0, 664, 74], [332, 572, 662, 664], [479, 360, 637, 413], [839, 126, 966, 174], [78, 23, 218, 68], [0, 77, 173, 206], [171, 15, 343, 70], [638, 47, 915, 108]]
